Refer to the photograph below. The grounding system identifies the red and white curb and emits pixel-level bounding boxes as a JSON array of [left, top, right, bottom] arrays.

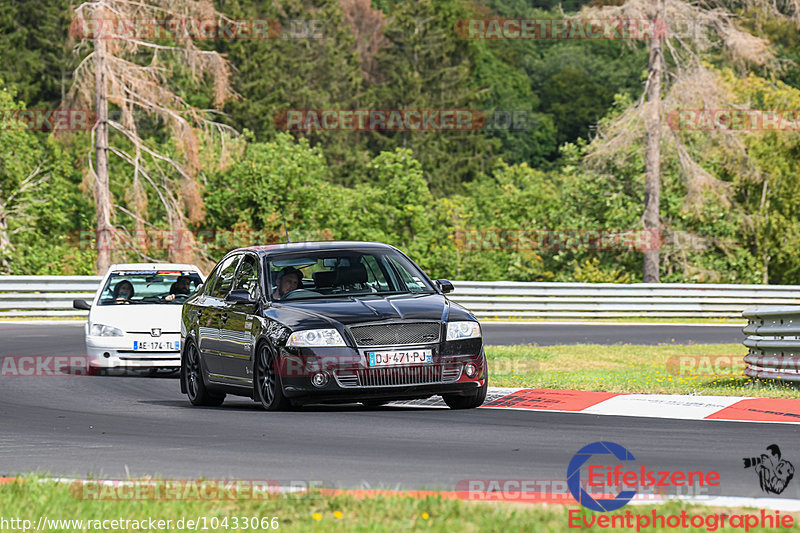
[[389, 387, 800, 424]]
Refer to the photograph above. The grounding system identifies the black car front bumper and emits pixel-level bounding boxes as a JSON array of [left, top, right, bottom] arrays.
[[277, 339, 485, 403]]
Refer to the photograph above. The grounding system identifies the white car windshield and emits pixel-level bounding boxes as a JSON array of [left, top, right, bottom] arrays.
[[98, 270, 203, 306]]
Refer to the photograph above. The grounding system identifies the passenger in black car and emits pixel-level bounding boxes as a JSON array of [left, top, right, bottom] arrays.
[[272, 267, 303, 300]]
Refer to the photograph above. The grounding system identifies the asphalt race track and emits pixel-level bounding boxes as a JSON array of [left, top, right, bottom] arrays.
[[0, 320, 745, 355], [2, 321, 792, 502]]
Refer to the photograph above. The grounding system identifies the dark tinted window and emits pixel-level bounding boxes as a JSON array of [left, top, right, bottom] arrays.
[[209, 254, 241, 298], [233, 254, 260, 298], [266, 248, 433, 301]]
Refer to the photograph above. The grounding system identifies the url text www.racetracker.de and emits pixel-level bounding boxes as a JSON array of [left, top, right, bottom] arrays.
[[0, 516, 279, 531], [566, 442, 794, 532]]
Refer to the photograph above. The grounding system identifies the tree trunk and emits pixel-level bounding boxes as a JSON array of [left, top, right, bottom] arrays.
[[0, 208, 11, 273], [642, 0, 665, 283], [94, 2, 112, 275]]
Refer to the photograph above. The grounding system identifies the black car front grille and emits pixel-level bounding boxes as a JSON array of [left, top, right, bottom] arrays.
[[349, 322, 440, 347], [334, 364, 462, 388]]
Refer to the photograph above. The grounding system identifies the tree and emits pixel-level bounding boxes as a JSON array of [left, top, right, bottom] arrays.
[[0, 0, 78, 109], [0, 87, 46, 272], [367, 0, 496, 194], [643, 0, 665, 282], [67, 0, 236, 273], [582, 0, 775, 281], [217, 0, 366, 185]]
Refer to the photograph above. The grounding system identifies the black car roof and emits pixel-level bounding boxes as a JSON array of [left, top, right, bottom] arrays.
[[231, 241, 398, 256]]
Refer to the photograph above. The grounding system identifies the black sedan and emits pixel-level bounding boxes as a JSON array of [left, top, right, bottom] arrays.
[[179, 241, 487, 410]]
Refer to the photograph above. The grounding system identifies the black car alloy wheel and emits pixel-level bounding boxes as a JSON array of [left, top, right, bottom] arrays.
[[184, 341, 225, 407], [254, 343, 291, 411]]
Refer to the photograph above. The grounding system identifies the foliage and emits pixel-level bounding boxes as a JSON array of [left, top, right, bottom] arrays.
[[2, 0, 800, 285]]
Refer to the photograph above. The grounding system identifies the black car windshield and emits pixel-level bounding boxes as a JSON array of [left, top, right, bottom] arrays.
[[266, 249, 435, 301], [98, 270, 203, 305]]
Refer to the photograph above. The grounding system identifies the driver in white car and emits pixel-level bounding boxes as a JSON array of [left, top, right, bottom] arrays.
[[165, 275, 192, 302], [272, 267, 302, 300]]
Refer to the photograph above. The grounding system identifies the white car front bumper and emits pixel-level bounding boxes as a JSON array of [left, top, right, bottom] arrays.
[[85, 334, 181, 369]]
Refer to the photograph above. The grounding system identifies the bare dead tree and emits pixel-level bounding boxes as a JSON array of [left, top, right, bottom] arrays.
[[643, 0, 665, 282], [68, 0, 237, 274], [581, 0, 783, 282], [340, 0, 389, 83], [0, 164, 47, 273]]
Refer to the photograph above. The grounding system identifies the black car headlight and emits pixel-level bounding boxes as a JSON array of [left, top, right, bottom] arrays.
[[446, 321, 481, 341], [286, 329, 347, 347]]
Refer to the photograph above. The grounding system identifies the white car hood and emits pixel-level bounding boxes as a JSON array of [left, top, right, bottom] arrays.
[[89, 304, 183, 333]]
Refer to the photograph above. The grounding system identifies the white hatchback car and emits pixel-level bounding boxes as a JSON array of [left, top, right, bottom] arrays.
[[73, 263, 204, 372]]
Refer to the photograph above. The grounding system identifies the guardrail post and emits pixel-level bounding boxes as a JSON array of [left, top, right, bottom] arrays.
[[742, 307, 800, 381]]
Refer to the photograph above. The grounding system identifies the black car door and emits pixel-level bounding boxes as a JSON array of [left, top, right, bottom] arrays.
[[219, 253, 261, 382], [202, 253, 241, 378]]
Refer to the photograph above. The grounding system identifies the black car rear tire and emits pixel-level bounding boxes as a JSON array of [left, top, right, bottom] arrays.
[[183, 341, 225, 407], [254, 344, 291, 411], [442, 377, 488, 410]]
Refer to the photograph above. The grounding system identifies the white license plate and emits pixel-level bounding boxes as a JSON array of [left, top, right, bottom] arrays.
[[133, 340, 179, 351], [367, 349, 433, 366]]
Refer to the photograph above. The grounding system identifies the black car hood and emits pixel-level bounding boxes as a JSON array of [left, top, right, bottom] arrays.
[[271, 293, 468, 328]]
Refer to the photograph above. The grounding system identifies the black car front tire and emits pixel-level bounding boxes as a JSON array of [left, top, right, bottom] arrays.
[[442, 376, 488, 409], [254, 344, 291, 411], [183, 341, 225, 407]]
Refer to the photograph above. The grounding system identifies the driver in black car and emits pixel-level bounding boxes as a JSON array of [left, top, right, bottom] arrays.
[[272, 266, 302, 300]]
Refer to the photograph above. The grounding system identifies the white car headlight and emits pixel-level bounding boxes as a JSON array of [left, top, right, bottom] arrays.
[[91, 323, 124, 337], [446, 321, 481, 341], [286, 329, 346, 347]]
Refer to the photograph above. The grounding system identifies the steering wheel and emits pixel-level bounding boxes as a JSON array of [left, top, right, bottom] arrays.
[[281, 288, 322, 300]]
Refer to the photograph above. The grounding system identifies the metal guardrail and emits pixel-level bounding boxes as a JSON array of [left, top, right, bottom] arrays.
[[2, 276, 800, 319], [0, 276, 102, 317], [448, 281, 800, 318], [742, 307, 800, 381]]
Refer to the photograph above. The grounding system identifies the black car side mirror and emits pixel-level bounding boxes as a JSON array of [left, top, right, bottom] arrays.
[[73, 299, 91, 310], [435, 279, 454, 293], [226, 290, 255, 304]]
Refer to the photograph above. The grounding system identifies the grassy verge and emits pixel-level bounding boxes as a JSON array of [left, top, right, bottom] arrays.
[[485, 344, 800, 398], [1, 479, 795, 532]]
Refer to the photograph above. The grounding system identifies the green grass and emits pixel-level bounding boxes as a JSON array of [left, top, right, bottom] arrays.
[[485, 344, 800, 398], [1, 479, 797, 532]]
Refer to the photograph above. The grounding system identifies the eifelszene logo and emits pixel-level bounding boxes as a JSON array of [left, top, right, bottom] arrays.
[[744, 444, 795, 495], [567, 441, 720, 512]]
